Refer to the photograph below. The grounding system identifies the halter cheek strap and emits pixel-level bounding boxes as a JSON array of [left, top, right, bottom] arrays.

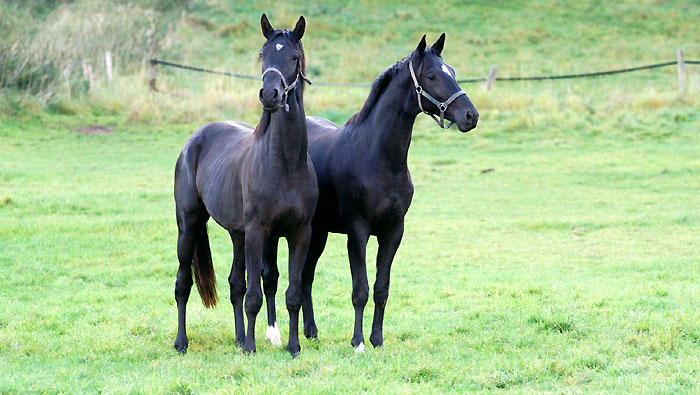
[[261, 64, 312, 112], [409, 60, 466, 129]]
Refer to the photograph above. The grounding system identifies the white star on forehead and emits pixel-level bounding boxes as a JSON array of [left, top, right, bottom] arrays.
[[276, 43, 284, 51], [441, 63, 454, 78]]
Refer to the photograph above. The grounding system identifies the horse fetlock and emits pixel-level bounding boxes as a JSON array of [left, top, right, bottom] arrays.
[[303, 321, 318, 340], [242, 338, 256, 354], [266, 322, 282, 346], [351, 333, 364, 348], [287, 341, 301, 357], [173, 337, 188, 354]]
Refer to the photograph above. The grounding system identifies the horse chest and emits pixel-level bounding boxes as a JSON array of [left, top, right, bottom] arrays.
[[247, 179, 316, 228]]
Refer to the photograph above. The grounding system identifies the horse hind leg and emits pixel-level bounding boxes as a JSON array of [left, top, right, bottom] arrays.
[[262, 237, 282, 346], [173, 206, 209, 354], [301, 229, 329, 340]]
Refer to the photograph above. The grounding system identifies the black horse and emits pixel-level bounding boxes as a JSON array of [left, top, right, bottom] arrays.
[[172, 14, 317, 356], [264, 34, 478, 351]]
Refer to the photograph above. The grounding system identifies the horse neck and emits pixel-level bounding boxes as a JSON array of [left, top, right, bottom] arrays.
[[359, 69, 420, 171], [262, 87, 308, 171]]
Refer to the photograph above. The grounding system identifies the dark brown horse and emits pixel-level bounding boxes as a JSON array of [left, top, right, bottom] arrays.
[[172, 14, 317, 356], [263, 34, 478, 351]]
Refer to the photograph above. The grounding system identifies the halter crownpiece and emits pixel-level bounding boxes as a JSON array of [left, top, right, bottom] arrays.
[[409, 61, 466, 129], [261, 62, 312, 112]]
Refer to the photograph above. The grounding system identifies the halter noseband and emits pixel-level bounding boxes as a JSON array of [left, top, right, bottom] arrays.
[[409, 60, 466, 129], [261, 61, 312, 112]]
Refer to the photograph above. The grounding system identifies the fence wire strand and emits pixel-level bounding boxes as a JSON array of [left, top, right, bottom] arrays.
[[150, 58, 699, 87]]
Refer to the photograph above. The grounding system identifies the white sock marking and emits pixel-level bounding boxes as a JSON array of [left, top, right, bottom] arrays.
[[354, 342, 365, 353], [266, 322, 282, 346]]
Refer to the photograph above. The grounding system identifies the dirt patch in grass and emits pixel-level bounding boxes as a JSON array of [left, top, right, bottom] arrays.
[[75, 125, 113, 135]]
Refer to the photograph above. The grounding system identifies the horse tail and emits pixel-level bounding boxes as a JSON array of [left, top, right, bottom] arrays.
[[193, 223, 218, 308]]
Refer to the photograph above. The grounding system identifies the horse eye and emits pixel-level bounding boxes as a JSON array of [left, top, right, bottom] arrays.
[[292, 55, 299, 61], [259, 52, 263, 58], [427, 74, 436, 81]]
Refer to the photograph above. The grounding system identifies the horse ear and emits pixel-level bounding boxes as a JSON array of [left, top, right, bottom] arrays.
[[414, 35, 427, 58], [292, 16, 306, 41], [431, 33, 445, 57], [261, 13, 274, 39]]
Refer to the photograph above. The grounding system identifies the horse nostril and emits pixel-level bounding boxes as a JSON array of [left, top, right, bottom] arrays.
[[272, 89, 279, 99], [259, 89, 264, 102], [467, 110, 479, 124]]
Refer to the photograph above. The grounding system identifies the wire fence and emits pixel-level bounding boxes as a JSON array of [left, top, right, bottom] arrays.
[[149, 57, 699, 88]]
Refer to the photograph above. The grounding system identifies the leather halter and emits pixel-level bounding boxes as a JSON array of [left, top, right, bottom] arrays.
[[261, 60, 312, 112], [409, 60, 466, 129]]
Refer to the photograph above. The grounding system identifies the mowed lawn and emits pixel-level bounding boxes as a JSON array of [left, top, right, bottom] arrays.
[[0, 111, 699, 392]]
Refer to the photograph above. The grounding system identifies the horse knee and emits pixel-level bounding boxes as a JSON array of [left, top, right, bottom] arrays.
[[373, 287, 389, 308], [352, 286, 369, 308], [286, 287, 302, 312], [244, 289, 263, 314]]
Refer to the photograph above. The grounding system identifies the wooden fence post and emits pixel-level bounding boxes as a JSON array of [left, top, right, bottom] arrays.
[[82, 60, 94, 90], [485, 65, 498, 91], [146, 20, 158, 92], [105, 51, 113, 82], [677, 48, 685, 94], [148, 60, 157, 91]]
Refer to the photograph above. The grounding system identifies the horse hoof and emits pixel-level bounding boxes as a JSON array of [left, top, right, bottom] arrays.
[[242, 341, 256, 355], [174, 343, 188, 354], [266, 322, 282, 346], [369, 332, 383, 348], [287, 344, 301, 357], [354, 342, 365, 353], [303, 324, 318, 340]]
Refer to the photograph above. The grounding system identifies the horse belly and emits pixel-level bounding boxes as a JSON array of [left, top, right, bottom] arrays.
[[201, 180, 245, 232]]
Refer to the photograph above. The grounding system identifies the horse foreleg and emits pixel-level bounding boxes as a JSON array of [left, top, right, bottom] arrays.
[[228, 232, 246, 347], [347, 224, 370, 352], [242, 227, 265, 354], [370, 222, 404, 348]]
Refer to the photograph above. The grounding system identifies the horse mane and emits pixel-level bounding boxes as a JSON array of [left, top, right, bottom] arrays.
[[254, 30, 307, 137], [344, 53, 413, 126]]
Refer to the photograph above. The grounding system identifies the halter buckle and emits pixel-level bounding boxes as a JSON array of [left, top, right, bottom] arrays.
[[415, 86, 423, 94], [439, 103, 448, 112]]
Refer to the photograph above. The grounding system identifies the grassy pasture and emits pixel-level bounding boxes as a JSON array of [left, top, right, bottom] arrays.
[[1, 0, 700, 393], [1, 110, 699, 392]]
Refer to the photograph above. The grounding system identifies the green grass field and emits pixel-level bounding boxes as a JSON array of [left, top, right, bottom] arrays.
[[1, 0, 700, 393]]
